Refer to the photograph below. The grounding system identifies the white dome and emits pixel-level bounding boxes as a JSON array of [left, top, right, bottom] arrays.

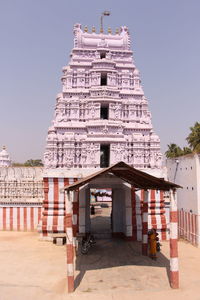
[[0, 146, 11, 167]]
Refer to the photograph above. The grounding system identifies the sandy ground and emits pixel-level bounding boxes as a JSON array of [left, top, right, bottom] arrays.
[[0, 232, 200, 300]]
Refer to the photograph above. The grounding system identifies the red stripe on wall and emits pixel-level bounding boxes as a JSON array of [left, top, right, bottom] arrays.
[[10, 207, 13, 231], [24, 207, 27, 231], [77, 190, 79, 233], [170, 211, 178, 223], [131, 186, 137, 240], [30, 207, 34, 231], [64, 178, 69, 186], [170, 271, 179, 289], [64, 179, 69, 230], [17, 207, 20, 231], [38, 207, 42, 222], [3, 207, 6, 230], [53, 178, 59, 229], [170, 238, 178, 257]]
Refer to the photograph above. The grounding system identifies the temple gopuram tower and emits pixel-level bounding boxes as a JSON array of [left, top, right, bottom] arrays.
[[41, 24, 166, 241], [44, 24, 162, 170]]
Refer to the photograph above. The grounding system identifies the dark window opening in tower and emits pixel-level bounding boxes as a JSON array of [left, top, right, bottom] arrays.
[[100, 105, 109, 119], [100, 52, 106, 59], [100, 144, 110, 168], [101, 73, 107, 86]]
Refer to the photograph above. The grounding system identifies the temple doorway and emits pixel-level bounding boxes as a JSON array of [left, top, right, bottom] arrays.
[[90, 188, 112, 238], [100, 144, 110, 167]]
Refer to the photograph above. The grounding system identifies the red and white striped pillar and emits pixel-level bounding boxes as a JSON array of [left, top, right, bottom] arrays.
[[65, 190, 75, 293], [72, 190, 79, 238], [131, 186, 137, 240], [142, 189, 149, 255], [169, 189, 179, 289]]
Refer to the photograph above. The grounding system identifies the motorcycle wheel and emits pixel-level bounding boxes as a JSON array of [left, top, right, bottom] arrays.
[[81, 244, 89, 254]]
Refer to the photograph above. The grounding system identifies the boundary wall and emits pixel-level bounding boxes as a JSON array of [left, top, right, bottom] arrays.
[[0, 204, 42, 231], [178, 209, 199, 246], [166, 154, 200, 246]]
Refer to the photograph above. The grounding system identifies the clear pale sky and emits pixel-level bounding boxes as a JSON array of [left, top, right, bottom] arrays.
[[0, 0, 199, 163]]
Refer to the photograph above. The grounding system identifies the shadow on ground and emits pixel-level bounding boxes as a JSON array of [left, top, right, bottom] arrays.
[[74, 236, 170, 291]]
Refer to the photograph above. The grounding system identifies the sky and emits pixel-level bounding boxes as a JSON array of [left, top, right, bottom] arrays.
[[0, 0, 200, 162]]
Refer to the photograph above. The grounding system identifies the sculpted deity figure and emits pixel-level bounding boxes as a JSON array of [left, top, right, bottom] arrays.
[[76, 150, 81, 163], [149, 153, 155, 168], [64, 150, 74, 168], [123, 149, 128, 162], [55, 107, 67, 123], [88, 143, 96, 163], [95, 51, 99, 59], [81, 149, 87, 164], [44, 151, 52, 168], [90, 103, 95, 118], [106, 51, 111, 59], [58, 149, 63, 164], [144, 151, 150, 163], [114, 144, 123, 162], [114, 103, 121, 119], [155, 152, 162, 168]]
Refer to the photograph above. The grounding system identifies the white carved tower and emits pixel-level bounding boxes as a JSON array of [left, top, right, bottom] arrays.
[[44, 24, 162, 169], [0, 146, 11, 167]]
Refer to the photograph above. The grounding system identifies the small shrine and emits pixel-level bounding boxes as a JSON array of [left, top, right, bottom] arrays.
[[0, 146, 11, 167]]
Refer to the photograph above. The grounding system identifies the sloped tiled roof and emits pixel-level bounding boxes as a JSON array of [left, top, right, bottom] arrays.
[[64, 161, 181, 191]]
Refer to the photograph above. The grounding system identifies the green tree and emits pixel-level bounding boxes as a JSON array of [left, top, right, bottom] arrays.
[[186, 122, 200, 152], [165, 143, 183, 158], [24, 159, 43, 167], [182, 147, 192, 155], [12, 162, 25, 167]]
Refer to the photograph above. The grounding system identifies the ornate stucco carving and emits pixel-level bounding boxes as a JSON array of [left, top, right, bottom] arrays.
[[44, 24, 162, 169], [0, 167, 44, 203]]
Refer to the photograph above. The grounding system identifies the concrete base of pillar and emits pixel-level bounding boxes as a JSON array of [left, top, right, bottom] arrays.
[[170, 271, 179, 289]]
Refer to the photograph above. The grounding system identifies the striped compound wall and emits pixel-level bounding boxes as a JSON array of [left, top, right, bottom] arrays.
[[0, 176, 168, 241], [178, 209, 199, 246], [0, 205, 42, 231]]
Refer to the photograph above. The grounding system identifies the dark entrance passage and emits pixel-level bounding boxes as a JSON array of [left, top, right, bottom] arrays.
[[100, 144, 110, 168], [90, 188, 112, 238]]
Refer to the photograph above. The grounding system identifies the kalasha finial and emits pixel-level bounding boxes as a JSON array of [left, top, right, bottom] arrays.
[[100, 10, 111, 33], [108, 27, 112, 34], [2, 146, 6, 150], [92, 26, 96, 33], [84, 26, 88, 32], [115, 28, 119, 34]]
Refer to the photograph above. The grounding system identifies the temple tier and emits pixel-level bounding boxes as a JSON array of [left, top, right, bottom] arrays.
[[44, 24, 162, 169]]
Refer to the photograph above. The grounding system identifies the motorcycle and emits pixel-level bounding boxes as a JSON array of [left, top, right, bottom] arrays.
[[81, 233, 96, 254]]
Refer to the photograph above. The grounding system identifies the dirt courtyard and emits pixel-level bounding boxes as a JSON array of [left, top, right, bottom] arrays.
[[0, 232, 200, 300]]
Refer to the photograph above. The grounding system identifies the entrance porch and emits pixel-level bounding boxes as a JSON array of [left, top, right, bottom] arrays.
[[64, 162, 181, 292]]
